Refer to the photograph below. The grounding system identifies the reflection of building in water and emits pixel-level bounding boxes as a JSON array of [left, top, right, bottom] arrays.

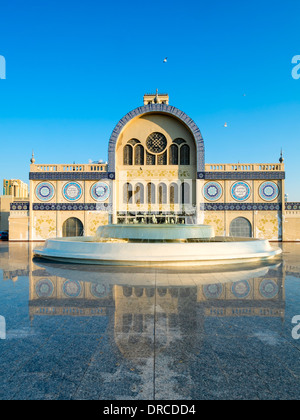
[[0, 243, 30, 282], [2, 244, 286, 360], [26, 260, 285, 359], [29, 275, 114, 318]]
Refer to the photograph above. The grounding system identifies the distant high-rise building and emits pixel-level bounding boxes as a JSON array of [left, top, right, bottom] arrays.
[[3, 179, 28, 199]]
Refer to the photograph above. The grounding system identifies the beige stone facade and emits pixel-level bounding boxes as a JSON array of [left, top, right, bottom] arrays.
[[3, 179, 28, 198], [7, 93, 300, 241]]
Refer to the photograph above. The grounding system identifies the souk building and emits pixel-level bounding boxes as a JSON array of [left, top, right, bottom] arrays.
[[8, 92, 300, 242]]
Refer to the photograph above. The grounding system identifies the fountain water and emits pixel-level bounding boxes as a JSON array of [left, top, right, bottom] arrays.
[[33, 224, 282, 266]]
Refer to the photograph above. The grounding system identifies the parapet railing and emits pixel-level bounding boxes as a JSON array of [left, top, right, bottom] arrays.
[[205, 163, 284, 172], [30, 163, 108, 173]]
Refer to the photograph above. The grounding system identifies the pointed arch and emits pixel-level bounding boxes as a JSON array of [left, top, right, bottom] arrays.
[[108, 103, 205, 173]]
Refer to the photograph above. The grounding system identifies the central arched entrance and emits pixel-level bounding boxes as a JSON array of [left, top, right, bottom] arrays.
[[62, 217, 84, 237]]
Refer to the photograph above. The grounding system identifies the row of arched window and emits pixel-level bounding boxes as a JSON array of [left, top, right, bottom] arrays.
[[123, 182, 191, 205], [123, 140, 191, 166]]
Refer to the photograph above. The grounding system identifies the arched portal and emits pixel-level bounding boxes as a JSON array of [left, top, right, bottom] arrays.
[[62, 217, 84, 237], [230, 217, 252, 238], [108, 103, 205, 173]]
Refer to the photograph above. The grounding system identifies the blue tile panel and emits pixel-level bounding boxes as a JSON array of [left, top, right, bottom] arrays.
[[10, 202, 30, 211], [203, 203, 282, 211], [29, 172, 115, 181], [198, 172, 285, 180], [285, 202, 300, 210], [32, 203, 113, 211]]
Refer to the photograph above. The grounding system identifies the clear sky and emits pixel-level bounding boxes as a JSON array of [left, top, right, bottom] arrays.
[[0, 0, 300, 200]]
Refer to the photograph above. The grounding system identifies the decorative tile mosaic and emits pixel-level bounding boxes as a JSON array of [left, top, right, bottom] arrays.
[[32, 203, 113, 211], [259, 279, 279, 299], [35, 182, 55, 202], [203, 182, 223, 201], [231, 280, 251, 299], [29, 172, 115, 180], [198, 172, 285, 180], [285, 202, 300, 210], [10, 202, 30, 211], [259, 182, 279, 201], [62, 280, 82, 298], [35, 279, 54, 298], [203, 284, 223, 299], [63, 182, 83, 202], [204, 203, 282, 211], [231, 182, 251, 202], [91, 182, 110, 202]]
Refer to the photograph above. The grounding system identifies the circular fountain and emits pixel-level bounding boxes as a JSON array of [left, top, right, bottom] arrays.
[[33, 224, 282, 266]]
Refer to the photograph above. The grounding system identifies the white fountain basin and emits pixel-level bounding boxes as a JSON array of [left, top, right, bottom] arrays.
[[33, 228, 282, 267]]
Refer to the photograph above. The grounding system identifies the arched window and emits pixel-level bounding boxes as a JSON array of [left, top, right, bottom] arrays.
[[135, 183, 144, 204], [181, 182, 190, 205], [123, 145, 133, 165], [169, 144, 178, 165], [158, 183, 167, 204], [62, 218, 83, 237], [128, 138, 140, 147], [147, 183, 155, 204], [135, 145, 144, 166], [146, 151, 156, 165], [170, 183, 179, 204], [173, 138, 186, 146], [157, 151, 167, 165], [230, 217, 252, 238], [124, 183, 133, 204], [180, 144, 190, 165]]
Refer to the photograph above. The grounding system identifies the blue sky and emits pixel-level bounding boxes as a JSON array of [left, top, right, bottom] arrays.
[[0, 0, 300, 200]]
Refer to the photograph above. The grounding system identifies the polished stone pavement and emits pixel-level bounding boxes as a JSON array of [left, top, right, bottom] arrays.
[[0, 242, 300, 400]]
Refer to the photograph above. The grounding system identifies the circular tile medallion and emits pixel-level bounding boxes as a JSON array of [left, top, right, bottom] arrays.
[[259, 280, 279, 299], [259, 182, 279, 202], [36, 182, 55, 202], [63, 182, 82, 202], [62, 280, 82, 298], [203, 182, 223, 201], [231, 182, 251, 202], [232, 280, 251, 299], [203, 284, 223, 299], [91, 182, 110, 202], [90, 283, 108, 298], [35, 279, 54, 298]]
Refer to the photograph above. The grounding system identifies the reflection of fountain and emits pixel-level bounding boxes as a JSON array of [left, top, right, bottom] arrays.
[[33, 224, 282, 266]]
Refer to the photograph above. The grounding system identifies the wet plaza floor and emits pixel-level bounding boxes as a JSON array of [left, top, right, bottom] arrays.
[[0, 242, 300, 400]]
